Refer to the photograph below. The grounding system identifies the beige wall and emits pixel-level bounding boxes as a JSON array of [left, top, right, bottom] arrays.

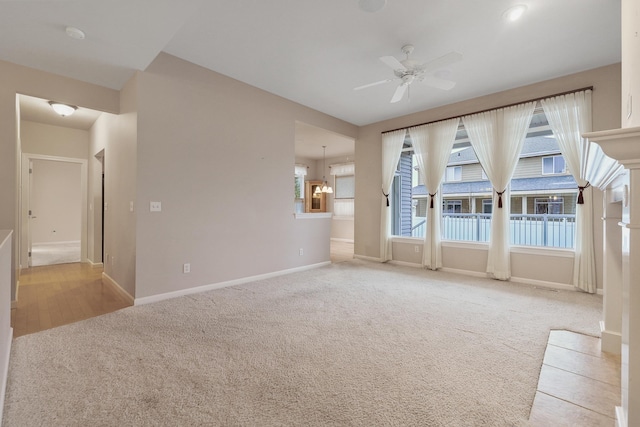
[[87, 76, 138, 297], [133, 53, 357, 299], [355, 63, 621, 290], [21, 121, 89, 159], [622, 0, 640, 128], [0, 59, 119, 301]]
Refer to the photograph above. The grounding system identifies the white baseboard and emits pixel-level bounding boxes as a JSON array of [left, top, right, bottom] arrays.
[[353, 254, 383, 263], [616, 406, 626, 427], [511, 276, 575, 292], [102, 272, 134, 305], [89, 261, 104, 268], [134, 261, 331, 306], [330, 238, 354, 243], [600, 321, 622, 354], [389, 260, 422, 268], [440, 267, 488, 279], [0, 327, 13, 424]]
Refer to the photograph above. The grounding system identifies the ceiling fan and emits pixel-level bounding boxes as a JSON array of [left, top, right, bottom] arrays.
[[355, 44, 462, 103]]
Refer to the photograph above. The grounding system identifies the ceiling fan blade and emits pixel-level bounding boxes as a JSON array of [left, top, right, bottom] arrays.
[[420, 74, 457, 91], [380, 55, 407, 72], [419, 51, 463, 73], [354, 78, 397, 91], [390, 84, 408, 103]]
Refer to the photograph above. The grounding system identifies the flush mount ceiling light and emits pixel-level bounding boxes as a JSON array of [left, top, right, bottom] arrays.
[[65, 26, 85, 40], [358, 0, 387, 13], [503, 4, 528, 21], [48, 101, 77, 117]]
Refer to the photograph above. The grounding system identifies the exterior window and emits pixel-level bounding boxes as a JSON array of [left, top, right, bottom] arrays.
[[482, 199, 492, 214], [334, 175, 355, 217], [334, 175, 354, 199], [416, 198, 428, 218], [294, 173, 305, 213], [542, 155, 566, 175], [535, 197, 564, 214], [443, 200, 462, 213], [445, 166, 462, 182], [481, 168, 488, 180]]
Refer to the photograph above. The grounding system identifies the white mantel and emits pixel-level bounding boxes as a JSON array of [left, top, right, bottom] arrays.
[[584, 126, 640, 427]]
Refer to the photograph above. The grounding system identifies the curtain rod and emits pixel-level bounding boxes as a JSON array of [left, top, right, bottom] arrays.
[[381, 86, 594, 135]]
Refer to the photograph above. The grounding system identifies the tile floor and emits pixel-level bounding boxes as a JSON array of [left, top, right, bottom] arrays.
[[529, 330, 621, 426]]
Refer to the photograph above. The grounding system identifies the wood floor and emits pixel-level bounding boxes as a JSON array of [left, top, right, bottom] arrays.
[[11, 262, 131, 338], [330, 239, 354, 263]]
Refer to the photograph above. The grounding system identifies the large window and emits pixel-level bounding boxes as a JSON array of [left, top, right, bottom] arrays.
[[392, 107, 576, 248]]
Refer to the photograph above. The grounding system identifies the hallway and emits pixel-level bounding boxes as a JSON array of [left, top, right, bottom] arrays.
[[11, 263, 131, 338]]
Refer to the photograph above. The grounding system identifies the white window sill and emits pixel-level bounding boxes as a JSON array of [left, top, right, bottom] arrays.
[[294, 212, 332, 219], [391, 236, 423, 244]]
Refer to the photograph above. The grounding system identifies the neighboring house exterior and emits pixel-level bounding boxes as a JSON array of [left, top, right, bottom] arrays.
[[395, 132, 578, 248]]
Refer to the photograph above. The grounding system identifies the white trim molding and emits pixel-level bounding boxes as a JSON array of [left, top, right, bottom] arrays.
[[134, 261, 331, 306], [102, 272, 134, 306]]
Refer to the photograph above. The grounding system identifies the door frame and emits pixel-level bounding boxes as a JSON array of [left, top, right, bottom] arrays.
[[20, 153, 88, 268]]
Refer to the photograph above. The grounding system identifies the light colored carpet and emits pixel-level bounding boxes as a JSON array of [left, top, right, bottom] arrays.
[[3, 260, 601, 426], [31, 241, 81, 267]]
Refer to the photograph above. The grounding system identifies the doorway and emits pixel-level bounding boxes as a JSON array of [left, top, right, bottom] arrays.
[[21, 154, 88, 268]]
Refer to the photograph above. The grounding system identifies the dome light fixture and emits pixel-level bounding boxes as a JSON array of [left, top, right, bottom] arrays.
[[503, 4, 527, 22], [65, 26, 86, 40], [358, 0, 387, 13], [48, 101, 78, 117]]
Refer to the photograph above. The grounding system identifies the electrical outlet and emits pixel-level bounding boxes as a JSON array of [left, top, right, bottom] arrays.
[[183, 263, 191, 274], [299, 248, 304, 256], [414, 245, 420, 253], [150, 201, 162, 212]]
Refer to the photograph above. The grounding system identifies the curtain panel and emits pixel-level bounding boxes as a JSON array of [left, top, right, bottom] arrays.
[[294, 164, 308, 176], [541, 90, 596, 293], [409, 118, 460, 270], [462, 102, 535, 280], [380, 129, 406, 261]]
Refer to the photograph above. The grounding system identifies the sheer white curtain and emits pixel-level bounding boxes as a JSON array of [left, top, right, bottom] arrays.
[[381, 129, 406, 261], [541, 90, 596, 293], [462, 102, 535, 280], [410, 118, 460, 270]]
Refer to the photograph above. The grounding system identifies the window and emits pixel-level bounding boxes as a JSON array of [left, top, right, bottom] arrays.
[[294, 164, 307, 213], [535, 197, 564, 214], [482, 199, 492, 214], [394, 107, 576, 248], [331, 163, 355, 217], [542, 155, 566, 175], [443, 200, 462, 213], [415, 198, 428, 218], [334, 175, 354, 199], [445, 166, 462, 182]]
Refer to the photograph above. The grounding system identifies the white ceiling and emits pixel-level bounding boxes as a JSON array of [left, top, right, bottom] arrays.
[[3, 1, 620, 138]]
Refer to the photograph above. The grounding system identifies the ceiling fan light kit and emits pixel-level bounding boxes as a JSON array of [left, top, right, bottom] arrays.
[[354, 44, 462, 103]]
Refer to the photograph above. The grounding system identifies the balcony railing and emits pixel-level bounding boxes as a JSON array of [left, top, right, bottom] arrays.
[[410, 213, 575, 248]]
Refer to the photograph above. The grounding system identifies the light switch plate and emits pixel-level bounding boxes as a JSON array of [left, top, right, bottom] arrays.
[[150, 201, 162, 212]]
